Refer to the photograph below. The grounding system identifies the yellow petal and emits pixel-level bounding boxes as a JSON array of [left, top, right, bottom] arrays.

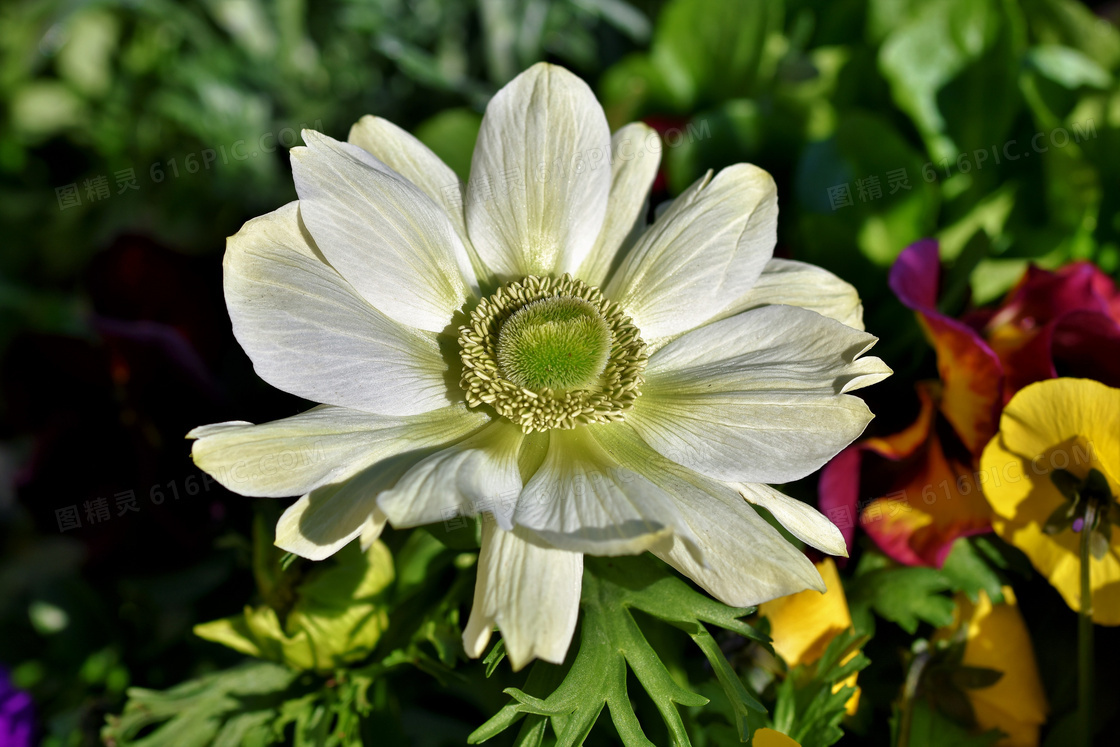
[[831, 670, 861, 716], [997, 378, 1120, 489], [753, 727, 801, 747], [759, 558, 852, 667], [980, 379, 1120, 624], [935, 588, 1048, 747]]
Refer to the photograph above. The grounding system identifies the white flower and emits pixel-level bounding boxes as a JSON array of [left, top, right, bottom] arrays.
[[190, 63, 891, 671]]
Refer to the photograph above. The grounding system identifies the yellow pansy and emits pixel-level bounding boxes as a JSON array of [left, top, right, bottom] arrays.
[[932, 588, 1048, 747], [979, 378, 1120, 624], [758, 558, 860, 715]]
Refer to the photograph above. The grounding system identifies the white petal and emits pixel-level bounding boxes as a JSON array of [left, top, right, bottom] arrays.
[[655, 491, 827, 608], [605, 164, 777, 340], [359, 507, 389, 552], [575, 122, 661, 287], [189, 404, 488, 498], [737, 482, 848, 557], [629, 305, 892, 484], [712, 258, 865, 331], [377, 421, 524, 530], [292, 130, 478, 331], [512, 427, 693, 556], [347, 115, 473, 252], [466, 63, 611, 279], [275, 465, 406, 560], [599, 424, 825, 607], [224, 201, 452, 416], [462, 523, 582, 670]]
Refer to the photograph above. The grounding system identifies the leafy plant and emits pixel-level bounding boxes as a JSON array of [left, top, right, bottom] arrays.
[[471, 555, 769, 746]]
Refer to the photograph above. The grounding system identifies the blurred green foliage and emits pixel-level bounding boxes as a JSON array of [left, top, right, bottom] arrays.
[[600, 0, 1120, 323]]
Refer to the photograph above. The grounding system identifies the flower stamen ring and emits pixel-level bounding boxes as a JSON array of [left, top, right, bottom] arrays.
[[458, 274, 647, 432]]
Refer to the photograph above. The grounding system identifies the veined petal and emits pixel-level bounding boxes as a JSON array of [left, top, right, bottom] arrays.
[[713, 258, 865, 331], [276, 464, 407, 560], [347, 115, 473, 254], [605, 164, 777, 340], [658, 491, 826, 608], [996, 378, 1120, 479], [594, 424, 825, 607], [466, 63, 611, 279], [189, 404, 488, 498], [630, 305, 891, 484], [891, 240, 1003, 455], [377, 421, 524, 530], [738, 483, 848, 557], [292, 130, 478, 331], [576, 122, 661, 287], [513, 427, 691, 556], [224, 201, 452, 416], [462, 523, 582, 670]]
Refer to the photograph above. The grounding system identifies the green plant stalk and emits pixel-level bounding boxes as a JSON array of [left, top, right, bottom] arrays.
[[896, 648, 929, 747], [1078, 503, 1096, 747]]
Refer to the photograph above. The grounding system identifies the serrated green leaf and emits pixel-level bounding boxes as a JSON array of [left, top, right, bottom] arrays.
[[483, 639, 506, 678], [939, 539, 1005, 604], [848, 567, 956, 634], [101, 660, 300, 747], [771, 629, 870, 747], [470, 555, 768, 746]]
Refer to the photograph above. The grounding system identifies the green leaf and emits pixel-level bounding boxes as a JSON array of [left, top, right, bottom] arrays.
[[939, 539, 1005, 604], [469, 555, 768, 746], [483, 640, 507, 678], [772, 629, 870, 747], [101, 660, 300, 747], [599, 0, 783, 117], [1026, 45, 1112, 89], [195, 542, 394, 672], [651, 0, 782, 108], [1021, 0, 1120, 69], [847, 567, 956, 634], [879, 0, 1018, 161], [793, 111, 938, 272]]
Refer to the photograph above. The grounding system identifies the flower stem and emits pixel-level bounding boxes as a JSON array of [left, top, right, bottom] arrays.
[[1078, 503, 1096, 747], [896, 648, 928, 747]]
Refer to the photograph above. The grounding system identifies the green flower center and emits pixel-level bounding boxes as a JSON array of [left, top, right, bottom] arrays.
[[458, 275, 647, 433], [496, 297, 611, 390]]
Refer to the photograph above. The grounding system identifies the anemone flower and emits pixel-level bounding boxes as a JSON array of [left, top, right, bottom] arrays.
[[190, 63, 889, 669]]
